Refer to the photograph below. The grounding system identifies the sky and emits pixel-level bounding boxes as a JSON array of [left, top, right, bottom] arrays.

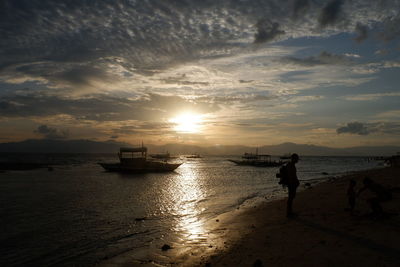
[[0, 0, 399, 147]]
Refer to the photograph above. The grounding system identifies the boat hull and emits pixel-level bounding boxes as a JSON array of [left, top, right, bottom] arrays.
[[99, 162, 182, 172]]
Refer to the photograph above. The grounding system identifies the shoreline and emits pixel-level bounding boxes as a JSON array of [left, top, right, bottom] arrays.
[[101, 166, 400, 266], [187, 166, 400, 267]]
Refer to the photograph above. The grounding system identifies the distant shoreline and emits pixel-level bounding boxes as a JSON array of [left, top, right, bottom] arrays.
[[0, 139, 399, 156]]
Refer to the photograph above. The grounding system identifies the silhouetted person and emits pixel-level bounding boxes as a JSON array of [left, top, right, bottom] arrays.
[[286, 153, 300, 218], [357, 177, 392, 218], [347, 179, 356, 214]]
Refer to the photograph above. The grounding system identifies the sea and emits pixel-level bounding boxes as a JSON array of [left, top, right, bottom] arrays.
[[0, 154, 383, 266]]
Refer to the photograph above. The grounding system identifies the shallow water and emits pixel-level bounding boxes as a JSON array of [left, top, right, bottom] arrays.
[[0, 154, 382, 266]]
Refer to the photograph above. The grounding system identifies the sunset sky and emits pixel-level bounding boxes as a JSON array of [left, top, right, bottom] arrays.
[[1, 0, 399, 147]]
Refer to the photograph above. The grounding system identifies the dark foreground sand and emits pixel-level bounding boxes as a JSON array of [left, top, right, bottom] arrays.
[[102, 167, 400, 267], [189, 166, 400, 267]]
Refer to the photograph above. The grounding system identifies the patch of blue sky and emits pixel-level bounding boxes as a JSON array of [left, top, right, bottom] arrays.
[[0, 81, 46, 96], [299, 67, 400, 99], [291, 92, 398, 123], [277, 31, 399, 63], [280, 70, 313, 82]]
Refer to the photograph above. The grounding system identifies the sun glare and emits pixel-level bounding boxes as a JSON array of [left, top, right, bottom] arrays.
[[169, 112, 203, 133]]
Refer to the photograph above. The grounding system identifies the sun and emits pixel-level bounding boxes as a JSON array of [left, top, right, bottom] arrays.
[[169, 112, 203, 133]]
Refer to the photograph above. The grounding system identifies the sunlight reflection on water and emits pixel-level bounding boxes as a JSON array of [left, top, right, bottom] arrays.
[[170, 161, 208, 244]]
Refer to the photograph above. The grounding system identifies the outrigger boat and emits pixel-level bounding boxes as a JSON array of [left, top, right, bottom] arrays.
[[228, 150, 284, 167], [99, 146, 182, 172]]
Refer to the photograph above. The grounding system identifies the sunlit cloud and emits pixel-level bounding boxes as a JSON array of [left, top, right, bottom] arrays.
[[0, 0, 399, 146], [374, 110, 400, 120], [343, 92, 400, 101]]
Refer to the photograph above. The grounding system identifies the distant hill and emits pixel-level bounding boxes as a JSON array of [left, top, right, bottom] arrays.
[[0, 139, 129, 153], [148, 142, 400, 156], [0, 139, 399, 156], [257, 142, 399, 156]]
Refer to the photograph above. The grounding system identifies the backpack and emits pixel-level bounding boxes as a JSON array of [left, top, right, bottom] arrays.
[[276, 164, 289, 186]]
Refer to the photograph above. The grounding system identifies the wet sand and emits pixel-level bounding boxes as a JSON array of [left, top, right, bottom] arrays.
[[102, 166, 400, 266], [188, 166, 400, 267]]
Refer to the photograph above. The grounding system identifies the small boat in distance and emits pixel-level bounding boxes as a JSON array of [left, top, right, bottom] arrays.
[[228, 150, 283, 167], [99, 146, 182, 172]]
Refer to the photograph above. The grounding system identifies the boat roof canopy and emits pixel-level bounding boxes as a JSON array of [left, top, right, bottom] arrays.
[[120, 147, 147, 153]]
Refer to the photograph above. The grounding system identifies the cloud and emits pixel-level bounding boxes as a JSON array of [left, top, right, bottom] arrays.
[[35, 124, 69, 139], [280, 51, 352, 66], [354, 23, 368, 43], [374, 49, 388, 55], [380, 15, 400, 41], [111, 122, 175, 137], [374, 110, 400, 119], [0, 92, 219, 121], [288, 95, 324, 103], [343, 53, 360, 58], [293, 0, 310, 19], [195, 94, 277, 105], [254, 19, 285, 44], [350, 60, 400, 74], [337, 121, 400, 135], [343, 92, 400, 101], [337, 122, 371, 135], [1, 0, 400, 93], [318, 0, 345, 28]]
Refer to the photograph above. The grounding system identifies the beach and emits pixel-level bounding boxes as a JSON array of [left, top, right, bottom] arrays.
[[173, 166, 400, 267], [113, 166, 400, 267]]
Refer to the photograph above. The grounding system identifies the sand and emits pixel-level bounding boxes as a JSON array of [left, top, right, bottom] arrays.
[[180, 166, 400, 267], [102, 166, 400, 267]]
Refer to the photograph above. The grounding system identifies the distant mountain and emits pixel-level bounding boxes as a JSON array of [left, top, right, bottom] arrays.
[[0, 139, 399, 156], [257, 142, 400, 156], [148, 142, 399, 157], [0, 139, 130, 153]]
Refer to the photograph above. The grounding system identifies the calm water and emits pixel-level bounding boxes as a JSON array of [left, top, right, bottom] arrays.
[[0, 154, 382, 266]]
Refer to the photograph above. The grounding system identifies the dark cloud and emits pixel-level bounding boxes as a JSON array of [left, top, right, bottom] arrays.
[[318, 0, 345, 27], [337, 121, 400, 135], [161, 75, 210, 86], [254, 19, 285, 44], [112, 122, 175, 136], [3, 62, 114, 89], [0, 0, 399, 91], [337, 122, 370, 135], [52, 66, 113, 88], [195, 94, 277, 104], [1, 0, 267, 87], [280, 51, 352, 66], [239, 80, 253, 83], [0, 92, 219, 121], [380, 16, 400, 41], [293, 0, 310, 19], [35, 125, 69, 139], [354, 23, 368, 43]]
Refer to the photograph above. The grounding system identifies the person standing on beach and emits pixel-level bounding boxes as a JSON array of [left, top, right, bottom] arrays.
[[286, 153, 300, 218]]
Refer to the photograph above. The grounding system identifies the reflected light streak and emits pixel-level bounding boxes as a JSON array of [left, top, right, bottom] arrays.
[[171, 162, 206, 243]]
